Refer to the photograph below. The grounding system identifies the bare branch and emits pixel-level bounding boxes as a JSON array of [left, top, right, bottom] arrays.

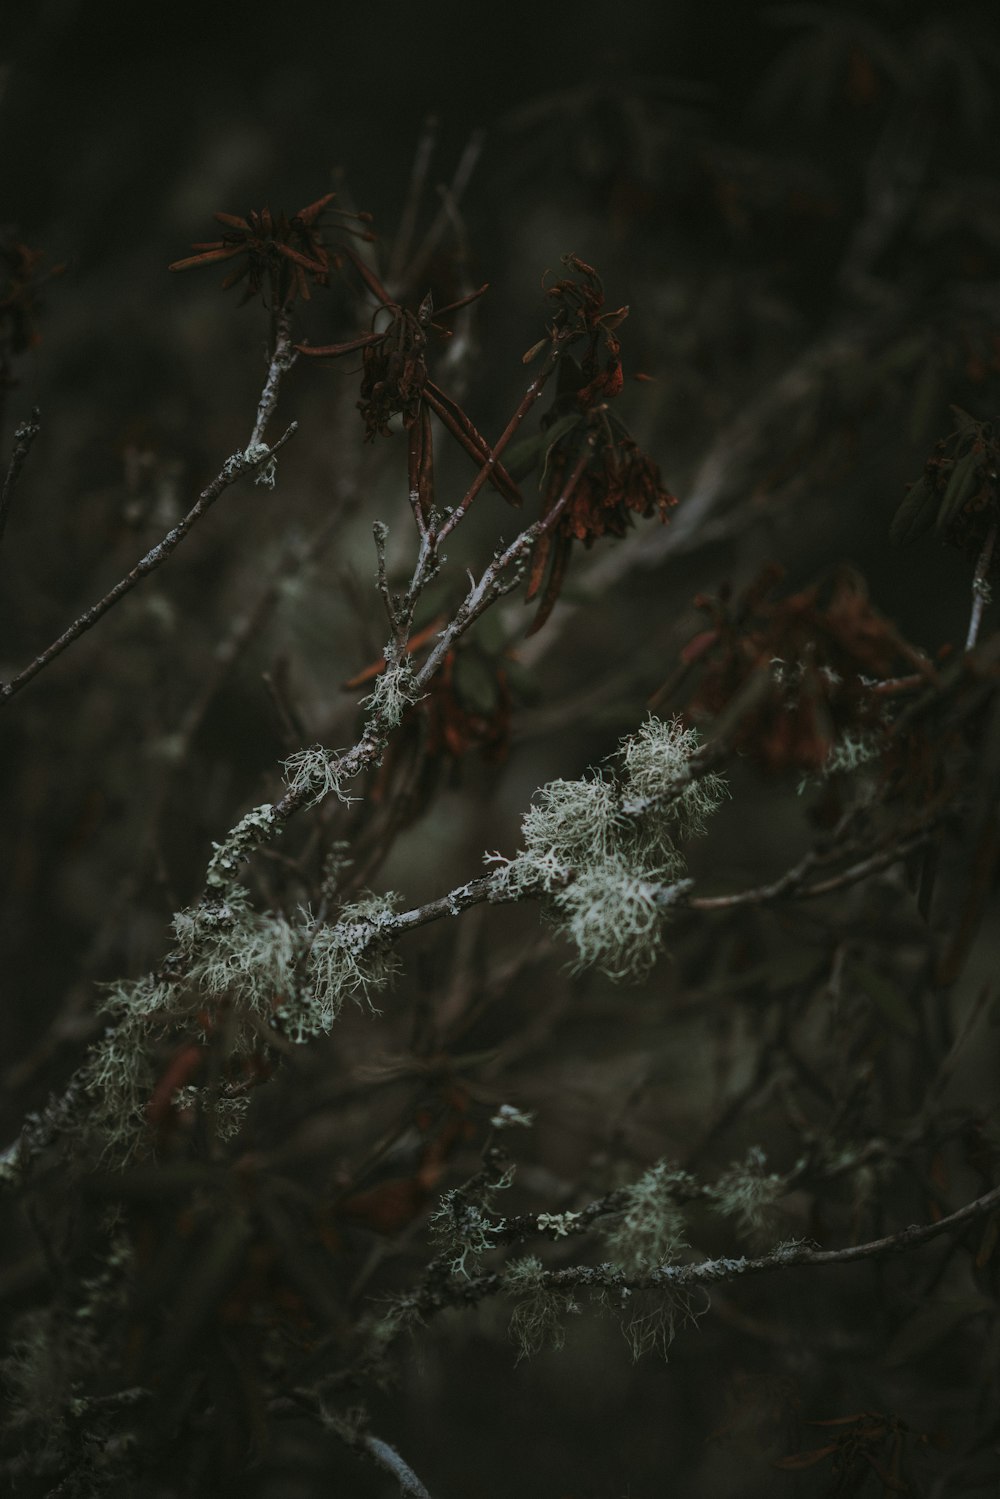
[[248, 305, 297, 447], [966, 521, 997, 652], [0, 406, 41, 549], [689, 822, 936, 912], [0, 424, 296, 704], [395, 1180, 1000, 1332], [361, 1435, 435, 1499]]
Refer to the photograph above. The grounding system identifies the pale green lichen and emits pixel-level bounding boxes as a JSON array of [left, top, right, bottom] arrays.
[[81, 1013, 159, 1156], [244, 439, 277, 488], [618, 716, 728, 842], [173, 891, 298, 1017], [706, 1146, 786, 1239], [429, 1161, 514, 1277], [797, 726, 883, 794], [502, 776, 621, 896], [83, 978, 184, 1152], [361, 658, 424, 730], [430, 1193, 498, 1278], [615, 1286, 704, 1361], [491, 718, 722, 980], [282, 745, 356, 809], [171, 1086, 251, 1142], [72, 886, 403, 1162], [99, 974, 176, 1022], [490, 1103, 535, 1131], [504, 1256, 580, 1359], [536, 1211, 579, 1238], [602, 1160, 694, 1273], [554, 856, 680, 981], [275, 892, 401, 1041]]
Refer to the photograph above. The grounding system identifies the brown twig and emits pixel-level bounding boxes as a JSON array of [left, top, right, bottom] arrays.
[[423, 381, 523, 507]]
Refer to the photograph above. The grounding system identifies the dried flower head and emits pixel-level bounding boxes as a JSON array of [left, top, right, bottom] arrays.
[[891, 407, 1000, 568], [296, 252, 488, 441], [535, 253, 630, 404], [514, 258, 677, 631], [682, 565, 916, 772], [525, 402, 676, 633], [169, 194, 370, 307]]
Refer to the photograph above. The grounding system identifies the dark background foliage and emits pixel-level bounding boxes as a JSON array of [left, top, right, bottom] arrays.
[[3, 1, 1000, 1495]]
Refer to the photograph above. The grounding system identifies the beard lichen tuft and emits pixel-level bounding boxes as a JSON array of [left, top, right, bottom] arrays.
[[282, 744, 357, 809], [492, 717, 724, 980], [706, 1146, 787, 1241], [601, 1160, 694, 1272], [504, 1257, 581, 1360]]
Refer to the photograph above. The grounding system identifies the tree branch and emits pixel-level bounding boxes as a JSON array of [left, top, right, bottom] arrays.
[[0, 315, 298, 705], [0, 406, 41, 550]]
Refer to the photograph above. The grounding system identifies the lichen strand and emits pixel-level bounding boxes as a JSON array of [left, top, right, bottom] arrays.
[[504, 1256, 580, 1360], [602, 1160, 695, 1273], [618, 716, 728, 841], [78, 891, 402, 1160], [81, 1010, 160, 1157], [281, 746, 356, 810], [361, 657, 424, 730], [706, 1146, 787, 1241], [493, 717, 724, 979], [275, 892, 402, 1041], [559, 856, 676, 981], [429, 1163, 514, 1278], [243, 439, 278, 488], [173, 891, 298, 1016]]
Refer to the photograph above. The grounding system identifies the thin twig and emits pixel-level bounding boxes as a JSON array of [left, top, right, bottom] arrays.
[[321, 811, 934, 959], [405, 128, 484, 294], [418, 446, 591, 684], [361, 1434, 435, 1499], [396, 1179, 1000, 1333], [0, 406, 41, 548], [688, 825, 933, 911], [249, 305, 297, 446], [0, 425, 296, 704], [266, 487, 574, 829], [1, 318, 299, 706], [388, 114, 439, 291], [386, 874, 510, 936], [965, 521, 997, 652]]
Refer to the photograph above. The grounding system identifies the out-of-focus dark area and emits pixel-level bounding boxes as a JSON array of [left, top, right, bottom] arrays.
[[4, 0, 1000, 1494]]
